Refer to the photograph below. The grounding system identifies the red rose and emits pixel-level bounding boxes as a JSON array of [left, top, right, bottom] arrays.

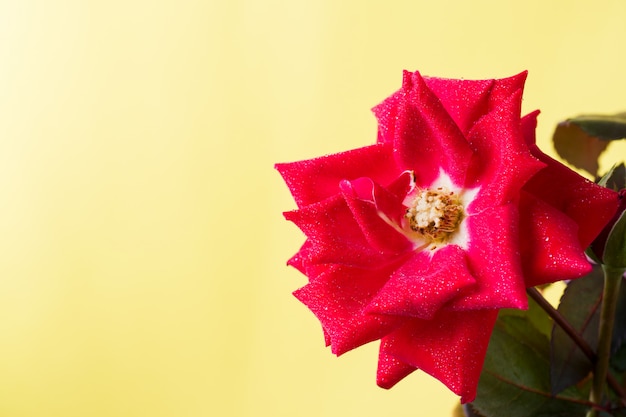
[[276, 71, 617, 403]]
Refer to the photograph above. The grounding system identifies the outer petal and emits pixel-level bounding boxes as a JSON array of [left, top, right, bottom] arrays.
[[591, 189, 626, 261], [422, 77, 493, 135], [372, 88, 402, 145], [518, 191, 592, 287], [275, 143, 398, 208], [366, 247, 476, 320], [424, 71, 528, 133], [373, 71, 473, 186], [520, 110, 541, 146], [293, 264, 402, 355], [464, 89, 545, 211], [376, 352, 417, 389], [378, 309, 499, 403], [375, 71, 527, 144], [484, 71, 528, 113], [286, 240, 311, 274], [451, 204, 528, 310], [523, 145, 618, 248]]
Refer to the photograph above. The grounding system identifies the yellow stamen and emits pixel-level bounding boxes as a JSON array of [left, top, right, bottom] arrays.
[[405, 187, 464, 243]]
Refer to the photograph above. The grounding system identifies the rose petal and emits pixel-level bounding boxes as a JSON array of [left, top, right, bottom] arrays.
[[373, 71, 473, 186], [275, 144, 397, 208], [372, 89, 402, 145], [519, 191, 592, 287], [286, 240, 311, 274], [294, 264, 402, 355], [376, 351, 417, 389], [521, 110, 541, 146], [451, 204, 528, 310], [485, 71, 527, 112], [385, 170, 415, 200], [340, 178, 413, 254], [422, 77, 493, 135], [284, 195, 390, 268], [378, 309, 499, 403], [524, 145, 618, 248], [465, 89, 545, 211], [366, 247, 476, 319]]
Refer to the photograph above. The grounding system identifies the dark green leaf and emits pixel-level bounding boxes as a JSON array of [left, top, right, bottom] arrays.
[[456, 404, 486, 417], [610, 273, 626, 370], [567, 114, 626, 141], [598, 163, 626, 190], [599, 164, 618, 188], [471, 313, 590, 417], [501, 293, 553, 339], [604, 211, 626, 268], [605, 408, 626, 417], [463, 404, 484, 417], [553, 121, 610, 177], [551, 269, 603, 394], [610, 343, 626, 373]]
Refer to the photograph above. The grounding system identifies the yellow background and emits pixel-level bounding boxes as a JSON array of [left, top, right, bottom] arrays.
[[0, 1, 625, 416]]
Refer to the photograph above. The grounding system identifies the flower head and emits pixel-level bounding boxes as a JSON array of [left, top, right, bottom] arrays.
[[276, 71, 618, 403]]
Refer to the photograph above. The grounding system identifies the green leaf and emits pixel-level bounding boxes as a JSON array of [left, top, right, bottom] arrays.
[[597, 163, 625, 192], [471, 313, 590, 417], [553, 121, 610, 177], [605, 408, 626, 417], [567, 114, 626, 141], [549, 266, 626, 405], [610, 343, 626, 373], [610, 273, 626, 371], [457, 404, 486, 417], [604, 211, 626, 268], [502, 294, 553, 339], [551, 269, 603, 394]]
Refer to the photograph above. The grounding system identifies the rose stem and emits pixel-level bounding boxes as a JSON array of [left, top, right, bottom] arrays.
[[526, 287, 626, 406], [587, 265, 625, 416]]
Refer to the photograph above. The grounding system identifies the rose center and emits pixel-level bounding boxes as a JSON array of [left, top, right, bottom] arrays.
[[405, 187, 464, 243]]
